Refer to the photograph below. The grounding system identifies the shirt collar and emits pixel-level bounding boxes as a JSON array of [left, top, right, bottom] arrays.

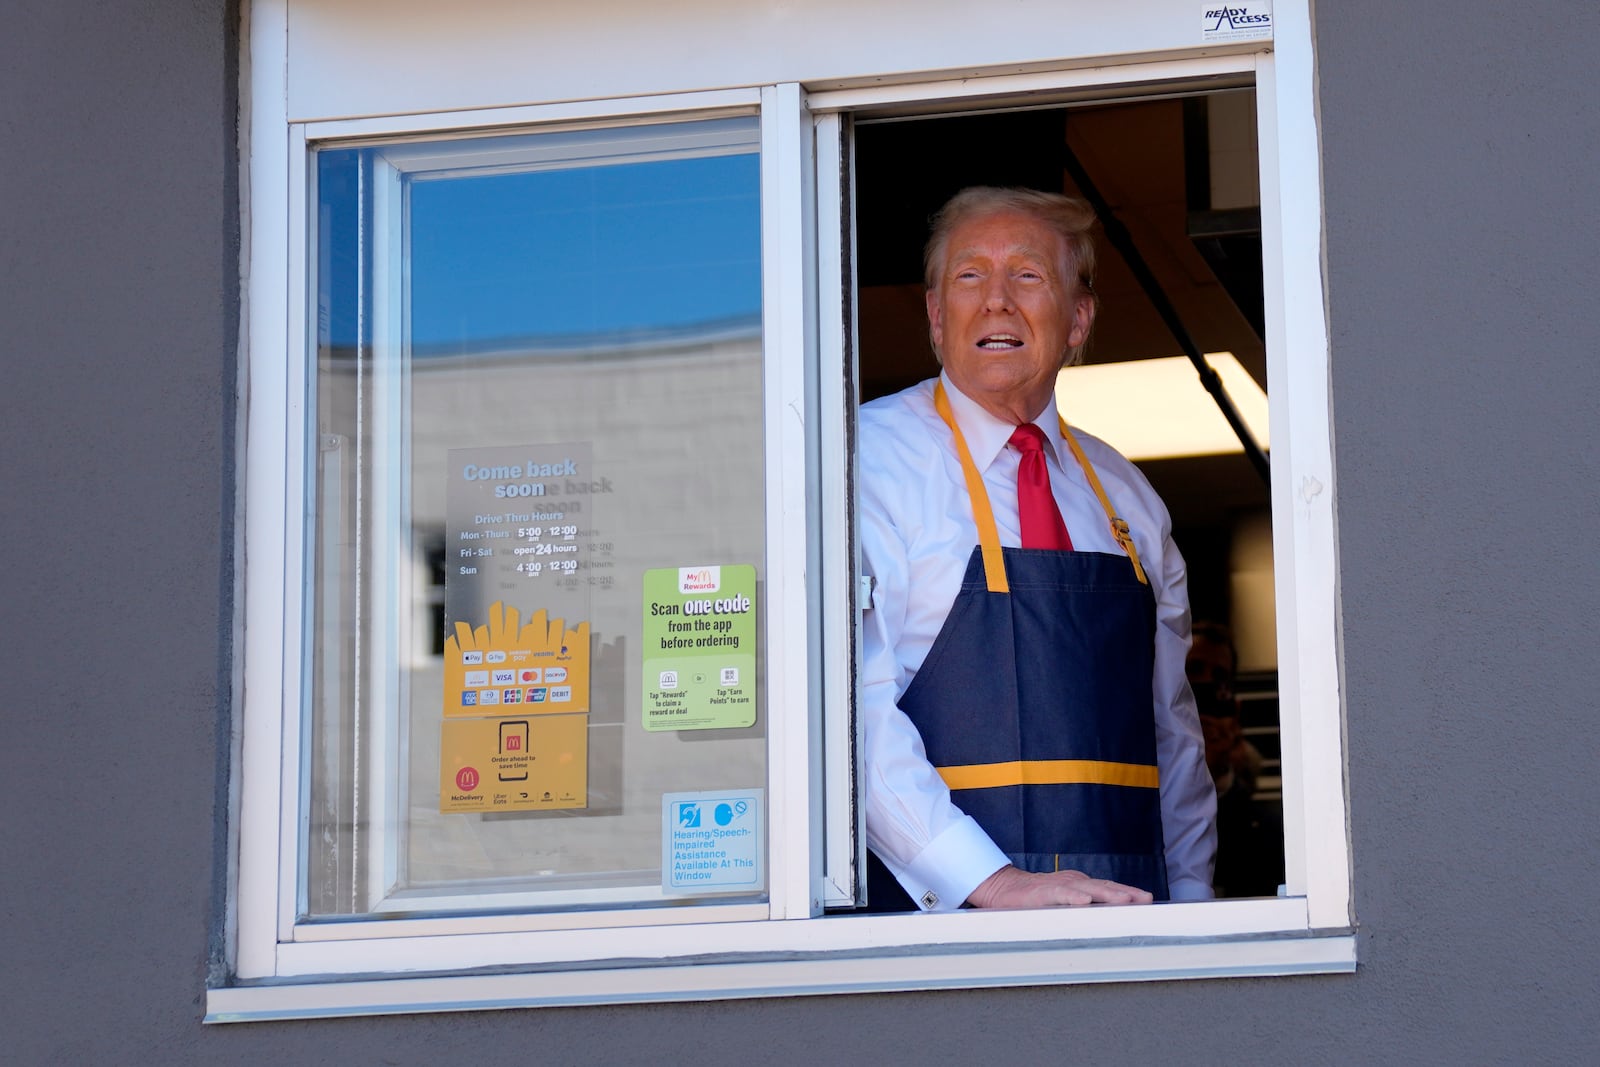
[[938, 370, 1065, 472]]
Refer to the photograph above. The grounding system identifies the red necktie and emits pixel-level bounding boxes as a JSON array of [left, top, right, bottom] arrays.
[[1009, 424, 1073, 550]]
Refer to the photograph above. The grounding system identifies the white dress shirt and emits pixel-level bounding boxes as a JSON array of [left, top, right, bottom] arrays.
[[859, 373, 1217, 910]]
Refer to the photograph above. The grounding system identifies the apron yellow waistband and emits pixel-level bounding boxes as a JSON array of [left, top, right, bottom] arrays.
[[936, 759, 1160, 791]]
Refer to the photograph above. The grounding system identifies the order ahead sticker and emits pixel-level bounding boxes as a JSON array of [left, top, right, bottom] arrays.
[[438, 712, 587, 813], [642, 565, 757, 731]]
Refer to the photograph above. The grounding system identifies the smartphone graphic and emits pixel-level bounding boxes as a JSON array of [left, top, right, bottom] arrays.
[[497, 720, 530, 781]]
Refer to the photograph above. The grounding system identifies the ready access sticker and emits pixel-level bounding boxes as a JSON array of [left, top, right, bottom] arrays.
[[661, 789, 764, 895], [641, 564, 757, 731], [1199, 3, 1273, 41]]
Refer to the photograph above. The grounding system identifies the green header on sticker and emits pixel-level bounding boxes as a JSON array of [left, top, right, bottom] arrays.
[[642, 565, 757, 732]]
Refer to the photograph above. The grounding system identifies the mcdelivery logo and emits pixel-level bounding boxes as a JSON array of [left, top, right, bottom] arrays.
[[678, 566, 721, 593]]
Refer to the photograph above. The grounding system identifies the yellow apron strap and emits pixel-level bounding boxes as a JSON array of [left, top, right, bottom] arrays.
[[1059, 418, 1149, 585], [933, 381, 1009, 594], [931, 380, 1148, 590]]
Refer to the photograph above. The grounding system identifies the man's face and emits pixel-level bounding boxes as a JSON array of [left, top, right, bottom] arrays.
[[926, 209, 1095, 422]]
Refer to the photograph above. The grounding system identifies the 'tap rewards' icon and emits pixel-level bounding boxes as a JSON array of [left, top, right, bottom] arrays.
[[678, 803, 701, 828]]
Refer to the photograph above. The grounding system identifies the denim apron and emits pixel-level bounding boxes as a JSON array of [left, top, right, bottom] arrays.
[[867, 381, 1169, 909]]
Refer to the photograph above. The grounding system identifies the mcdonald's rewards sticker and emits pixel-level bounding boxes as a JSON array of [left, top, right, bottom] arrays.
[[642, 564, 757, 731]]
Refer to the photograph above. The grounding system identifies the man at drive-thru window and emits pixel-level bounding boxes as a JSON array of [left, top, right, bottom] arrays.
[[859, 187, 1217, 911]]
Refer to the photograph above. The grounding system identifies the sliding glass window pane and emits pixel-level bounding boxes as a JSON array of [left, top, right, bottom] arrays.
[[306, 117, 766, 919]]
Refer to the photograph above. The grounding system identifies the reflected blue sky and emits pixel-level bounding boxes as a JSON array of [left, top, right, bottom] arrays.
[[318, 138, 761, 353], [409, 153, 760, 351]]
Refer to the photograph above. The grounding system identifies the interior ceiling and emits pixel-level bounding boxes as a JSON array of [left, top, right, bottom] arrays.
[[852, 94, 1269, 538]]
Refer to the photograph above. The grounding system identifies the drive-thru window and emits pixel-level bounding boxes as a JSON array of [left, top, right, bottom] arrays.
[[215, 0, 1351, 1021]]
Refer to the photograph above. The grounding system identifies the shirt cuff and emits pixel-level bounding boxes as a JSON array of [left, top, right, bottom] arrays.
[[895, 815, 1011, 912], [1167, 875, 1216, 902]]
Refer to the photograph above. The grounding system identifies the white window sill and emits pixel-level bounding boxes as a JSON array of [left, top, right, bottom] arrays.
[[207, 899, 1355, 1022]]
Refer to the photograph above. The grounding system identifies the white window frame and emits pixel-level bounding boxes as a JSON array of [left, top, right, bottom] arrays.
[[215, 1, 1351, 1024]]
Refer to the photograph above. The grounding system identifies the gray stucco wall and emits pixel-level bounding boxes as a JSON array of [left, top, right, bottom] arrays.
[[2, 1, 1596, 1063], [1, 0, 239, 1061]]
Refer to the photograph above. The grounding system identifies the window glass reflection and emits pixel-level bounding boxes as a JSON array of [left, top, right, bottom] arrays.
[[307, 117, 767, 919]]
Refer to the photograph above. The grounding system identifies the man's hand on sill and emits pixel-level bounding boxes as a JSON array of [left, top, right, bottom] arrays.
[[966, 865, 1154, 909]]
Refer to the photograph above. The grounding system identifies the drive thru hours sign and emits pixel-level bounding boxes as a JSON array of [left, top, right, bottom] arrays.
[[661, 789, 764, 895]]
